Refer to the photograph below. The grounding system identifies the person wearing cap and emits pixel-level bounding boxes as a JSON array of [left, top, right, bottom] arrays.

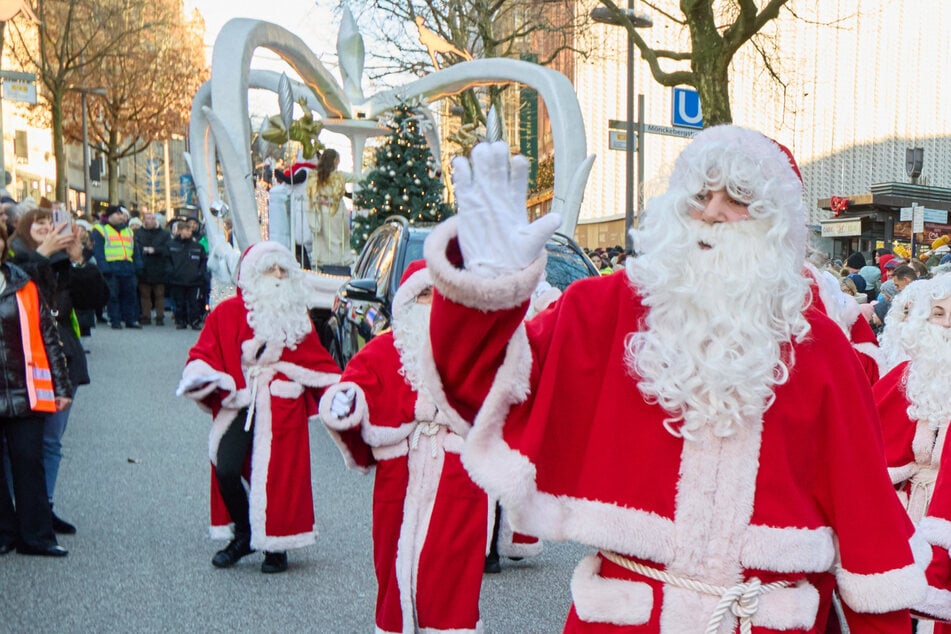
[[91, 205, 141, 329], [422, 129, 924, 631], [268, 161, 315, 270], [319, 261, 489, 633], [177, 241, 340, 574]]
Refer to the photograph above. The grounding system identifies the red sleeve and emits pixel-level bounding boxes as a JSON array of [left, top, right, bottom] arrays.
[[873, 363, 916, 477]]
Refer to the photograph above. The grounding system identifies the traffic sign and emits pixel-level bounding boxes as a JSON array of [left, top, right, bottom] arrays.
[[672, 87, 703, 129], [608, 119, 696, 139], [608, 129, 636, 151]]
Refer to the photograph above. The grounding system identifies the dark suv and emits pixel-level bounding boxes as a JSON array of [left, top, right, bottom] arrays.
[[323, 215, 598, 369]]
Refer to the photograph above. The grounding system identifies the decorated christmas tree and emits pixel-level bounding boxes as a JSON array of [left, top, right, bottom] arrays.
[[352, 102, 452, 250]]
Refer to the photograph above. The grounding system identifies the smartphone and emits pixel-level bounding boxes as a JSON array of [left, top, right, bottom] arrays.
[[51, 205, 71, 234]]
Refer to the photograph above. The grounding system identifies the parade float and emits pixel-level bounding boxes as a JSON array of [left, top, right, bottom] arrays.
[[184, 6, 594, 314]]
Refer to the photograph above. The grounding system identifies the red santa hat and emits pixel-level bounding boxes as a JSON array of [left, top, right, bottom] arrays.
[[392, 259, 432, 322], [274, 161, 316, 185], [237, 241, 297, 289]]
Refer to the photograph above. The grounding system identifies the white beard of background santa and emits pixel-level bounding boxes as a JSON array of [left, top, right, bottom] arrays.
[[626, 131, 811, 440], [894, 276, 951, 431]]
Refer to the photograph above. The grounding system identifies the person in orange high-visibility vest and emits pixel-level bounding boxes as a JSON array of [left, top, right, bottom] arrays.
[[0, 223, 73, 557]]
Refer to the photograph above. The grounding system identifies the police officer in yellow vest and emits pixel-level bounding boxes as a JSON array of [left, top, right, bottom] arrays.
[[92, 205, 141, 329]]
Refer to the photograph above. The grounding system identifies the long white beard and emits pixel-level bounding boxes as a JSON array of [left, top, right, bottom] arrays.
[[242, 275, 314, 349], [392, 301, 431, 394], [626, 216, 811, 439], [904, 323, 951, 430]]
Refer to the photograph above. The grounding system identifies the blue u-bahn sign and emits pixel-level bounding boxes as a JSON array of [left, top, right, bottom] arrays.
[[672, 87, 703, 130]]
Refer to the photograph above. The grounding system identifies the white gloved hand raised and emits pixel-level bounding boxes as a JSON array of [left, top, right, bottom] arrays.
[[330, 388, 356, 419], [452, 142, 562, 278]]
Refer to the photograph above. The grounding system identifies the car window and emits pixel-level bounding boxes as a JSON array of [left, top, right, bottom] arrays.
[[354, 225, 397, 283], [545, 242, 594, 290]]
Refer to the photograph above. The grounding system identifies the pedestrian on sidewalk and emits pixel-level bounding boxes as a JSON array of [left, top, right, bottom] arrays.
[[177, 241, 340, 574], [134, 211, 171, 325], [423, 131, 924, 631], [92, 205, 141, 329], [320, 261, 488, 633], [9, 205, 108, 535], [0, 222, 73, 557], [167, 219, 207, 330]]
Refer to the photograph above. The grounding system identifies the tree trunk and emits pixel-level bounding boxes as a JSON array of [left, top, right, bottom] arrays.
[[107, 125, 120, 203], [51, 95, 68, 201], [691, 54, 732, 127]]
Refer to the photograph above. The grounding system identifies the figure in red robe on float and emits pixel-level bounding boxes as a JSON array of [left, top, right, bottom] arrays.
[[422, 129, 926, 632], [319, 260, 488, 634], [177, 241, 340, 573]]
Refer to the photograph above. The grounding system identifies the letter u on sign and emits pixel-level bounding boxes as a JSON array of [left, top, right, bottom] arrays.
[[672, 87, 703, 129]]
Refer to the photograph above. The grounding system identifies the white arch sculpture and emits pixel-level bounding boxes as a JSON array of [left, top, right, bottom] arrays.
[[187, 18, 595, 281]]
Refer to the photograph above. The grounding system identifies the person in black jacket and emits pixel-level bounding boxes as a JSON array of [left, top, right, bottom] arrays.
[[135, 211, 171, 325], [10, 206, 108, 535], [0, 222, 73, 557], [168, 220, 208, 330]]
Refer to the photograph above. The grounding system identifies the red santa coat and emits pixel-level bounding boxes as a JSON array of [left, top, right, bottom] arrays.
[[421, 219, 925, 633], [916, 439, 951, 629], [319, 331, 488, 634], [804, 263, 882, 384], [874, 361, 948, 523], [182, 295, 340, 551]]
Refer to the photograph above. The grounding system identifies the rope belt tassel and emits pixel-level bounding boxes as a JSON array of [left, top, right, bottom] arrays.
[[600, 551, 792, 634]]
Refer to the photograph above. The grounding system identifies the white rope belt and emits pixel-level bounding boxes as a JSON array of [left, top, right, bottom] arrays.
[[410, 422, 443, 458], [907, 467, 938, 522], [244, 366, 263, 432], [600, 551, 791, 634]]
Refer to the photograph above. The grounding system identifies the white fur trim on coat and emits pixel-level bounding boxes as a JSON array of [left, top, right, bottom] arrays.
[[498, 506, 543, 559], [916, 585, 951, 621], [270, 379, 303, 399], [835, 563, 926, 612], [920, 516, 951, 551], [181, 359, 239, 412], [570, 554, 653, 626], [740, 525, 835, 573], [423, 216, 547, 311]]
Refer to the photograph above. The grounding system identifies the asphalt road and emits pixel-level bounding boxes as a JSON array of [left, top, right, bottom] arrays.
[[0, 319, 585, 633]]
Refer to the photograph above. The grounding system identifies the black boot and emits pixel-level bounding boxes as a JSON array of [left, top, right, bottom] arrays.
[[212, 534, 254, 568], [261, 551, 288, 574], [50, 504, 77, 535]]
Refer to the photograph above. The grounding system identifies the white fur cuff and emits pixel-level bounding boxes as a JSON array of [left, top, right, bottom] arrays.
[[570, 554, 653, 626], [318, 382, 367, 431], [920, 516, 951, 551], [915, 584, 951, 621], [836, 563, 927, 612], [423, 216, 547, 311]]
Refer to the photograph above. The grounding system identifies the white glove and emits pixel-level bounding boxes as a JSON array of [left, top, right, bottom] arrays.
[[330, 388, 356, 418], [452, 142, 562, 278]]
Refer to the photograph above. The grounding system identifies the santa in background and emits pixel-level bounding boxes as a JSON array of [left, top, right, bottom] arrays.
[[177, 241, 340, 574], [319, 260, 488, 634], [267, 161, 316, 270], [874, 274, 951, 507], [803, 260, 883, 384], [422, 129, 925, 632]]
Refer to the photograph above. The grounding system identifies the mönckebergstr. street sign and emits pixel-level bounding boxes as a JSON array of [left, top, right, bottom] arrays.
[[608, 120, 696, 146]]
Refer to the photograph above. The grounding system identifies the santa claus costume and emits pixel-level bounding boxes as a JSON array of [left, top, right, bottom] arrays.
[[178, 241, 340, 571], [422, 130, 926, 632], [267, 162, 316, 269], [916, 438, 951, 632], [319, 261, 488, 634]]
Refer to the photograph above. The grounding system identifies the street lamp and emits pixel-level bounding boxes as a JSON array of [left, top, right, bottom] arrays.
[[591, 3, 652, 252], [68, 86, 107, 218]]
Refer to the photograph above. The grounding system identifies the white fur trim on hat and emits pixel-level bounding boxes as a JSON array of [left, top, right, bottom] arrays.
[[392, 266, 433, 323], [237, 241, 296, 287]]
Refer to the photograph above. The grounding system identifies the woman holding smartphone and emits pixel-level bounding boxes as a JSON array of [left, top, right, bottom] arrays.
[[9, 204, 107, 536]]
